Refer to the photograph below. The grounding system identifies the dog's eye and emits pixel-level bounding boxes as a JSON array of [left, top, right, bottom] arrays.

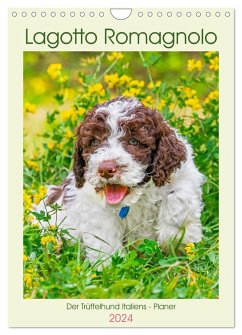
[[90, 138, 100, 147], [129, 138, 139, 146]]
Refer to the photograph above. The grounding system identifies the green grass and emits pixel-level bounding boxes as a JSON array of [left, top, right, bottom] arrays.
[[23, 51, 219, 299]]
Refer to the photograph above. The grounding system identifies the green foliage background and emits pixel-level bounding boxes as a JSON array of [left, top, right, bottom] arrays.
[[23, 51, 219, 299]]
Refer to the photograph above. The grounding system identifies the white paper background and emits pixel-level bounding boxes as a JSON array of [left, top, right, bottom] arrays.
[[0, 0, 241, 334]]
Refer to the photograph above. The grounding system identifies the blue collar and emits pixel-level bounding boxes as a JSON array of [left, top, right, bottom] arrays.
[[119, 206, 130, 219]]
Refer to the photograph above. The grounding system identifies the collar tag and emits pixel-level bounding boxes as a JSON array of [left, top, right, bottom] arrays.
[[119, 206, 130, 219]]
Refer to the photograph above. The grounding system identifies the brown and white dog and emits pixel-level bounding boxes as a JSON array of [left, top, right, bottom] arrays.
[[35, 96, 204, 264]]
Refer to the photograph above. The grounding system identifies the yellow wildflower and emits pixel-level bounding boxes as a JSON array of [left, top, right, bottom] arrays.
[[47, 142, 55, 150], [80, 57, 96, 66], [26, 160, 39, 172], [91, 274, 97, 279], [88, 83, 105, 97], [104, 73, 119, 89], [23, 190, 33, 211], [158, 99, 166, 109], [130, 79, 145, 88], [119, 74, 131, 85], [86, 57, 96, 65], [122, 88, 141, 97], [78, 77, 84, 84], [78, 107, 86, 116], [23, 254, 28, 262], [204, 51, 217, 59], [155, 80, 162, 88], [209, 56, 219, 71], [41, 235, 57, 246], [27, 214, 35, 224], [184, 242, 196, 260], [47, 63, 62, 80], [142, 95, 154, 106], [169, 103, 175, 111], [60, 109, 78, 122], [58, 75, 69, 84], [204, 90, 219, 104], [24, 102, 36, 114], [185, 97, 201, 111], [31, 222, 40, 228], [189, 272, 196, 286], [33, 186, 47, 205], [107, 52, 124, 62], [24, 273, 33, 287], [187, 59, 202, 72], [57, 143, 64, 150], [65, 129, 73, 139], [147, 82, 154, 90], [183, 87, 197, 99]]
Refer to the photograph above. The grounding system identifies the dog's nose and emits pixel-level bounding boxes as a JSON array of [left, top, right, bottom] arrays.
[[98, 160, 117, 179]]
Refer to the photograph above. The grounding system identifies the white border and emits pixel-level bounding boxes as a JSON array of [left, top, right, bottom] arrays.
[[1, 0, 241, 334]]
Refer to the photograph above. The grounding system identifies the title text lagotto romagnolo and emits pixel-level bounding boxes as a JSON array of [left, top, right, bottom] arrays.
[[25, 28, 217, 49]]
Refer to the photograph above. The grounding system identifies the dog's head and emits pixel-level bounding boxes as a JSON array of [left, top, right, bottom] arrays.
[[74, 96, 186, 205]]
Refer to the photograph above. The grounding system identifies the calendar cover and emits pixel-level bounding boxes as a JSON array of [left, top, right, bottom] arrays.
[[8, 7, 234, 327]]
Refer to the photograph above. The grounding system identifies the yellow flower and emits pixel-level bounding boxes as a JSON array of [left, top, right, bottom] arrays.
[[88, 83, 105, 97], [26, 160, 39, 172], [130, 79, 145, 88], [57, 143, 64, 150], [27, 214, 35, 224], [158, 99, 166, 109], [47, 142, 55, 150], [41, 235, 57, 246], [91, 274, 97, 279], [60, 109, 78, 122], [169, 102, 175, 111], [187, 59, 202, 72], [204, 90, 219, 104], [80, 57, 96, 66], [24, 273, 33, 287], [147, 82, 154, 90], [141, 95, 154, 106], [104, 73, 119, 89], [189, 272, 196, 286], [33, 186, 47, 205], [65, 129, 73, 139], [86, 57, 96, 65], [23, 190, 33, 211], [122, 87, 141, 97], [23, 254, 28, 262], [185, 98, 201, 111], [183, 87, 197, 99], [204, 51, 217, 59], [78, 107, 86, 116], [209, 56, 219, 71], [155, 80, 162, 88], [107, 52, 124, 62], [31, 222, 40, 228], [58, 75, 69, 84], [119, 75, 131, 85], [184, 242, 196, 260], [24, 102, 36, 114], [47, 63, 62, 80]]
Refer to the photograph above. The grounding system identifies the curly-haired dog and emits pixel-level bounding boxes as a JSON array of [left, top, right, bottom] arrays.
[[35, 96, 204, 264]]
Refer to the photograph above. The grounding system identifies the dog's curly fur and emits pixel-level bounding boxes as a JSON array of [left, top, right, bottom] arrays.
[[35, 96, 204, 264]]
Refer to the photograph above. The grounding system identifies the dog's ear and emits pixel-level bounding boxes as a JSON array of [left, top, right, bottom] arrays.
[[151, 114, 187, 187], [73, 124, 86, 188]]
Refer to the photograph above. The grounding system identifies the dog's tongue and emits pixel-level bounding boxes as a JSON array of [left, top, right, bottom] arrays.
[[104, 184, 128, 205]]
